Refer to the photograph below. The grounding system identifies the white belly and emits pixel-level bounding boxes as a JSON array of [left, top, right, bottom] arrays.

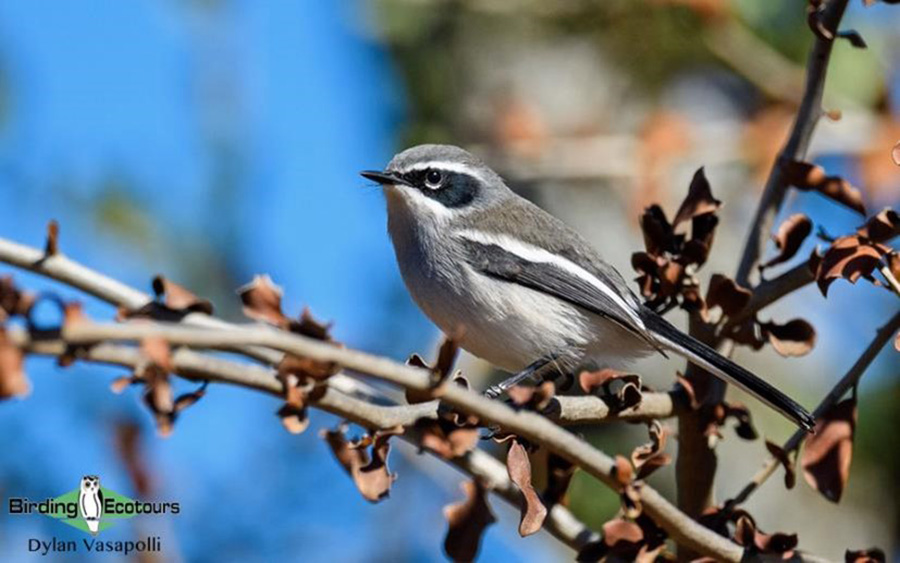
[[406, 262, 650, 372]]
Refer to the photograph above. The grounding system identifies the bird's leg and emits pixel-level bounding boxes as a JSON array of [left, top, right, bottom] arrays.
[[483, 353, 559, 399]]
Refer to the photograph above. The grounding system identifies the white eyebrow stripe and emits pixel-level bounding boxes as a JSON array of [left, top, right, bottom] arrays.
[[456, 229, 644, 328], [395, 161, 489, 183]]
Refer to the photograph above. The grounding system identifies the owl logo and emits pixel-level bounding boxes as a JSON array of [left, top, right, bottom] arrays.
[[78, 475, 104, 535]]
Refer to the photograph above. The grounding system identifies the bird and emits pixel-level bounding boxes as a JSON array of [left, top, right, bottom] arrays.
[[78, 475, 103, 535], [361, 144, 814, 431]]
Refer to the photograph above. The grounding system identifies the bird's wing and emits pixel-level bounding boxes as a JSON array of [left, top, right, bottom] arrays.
[[457, 230, 664, 353], [457, 197, 645, 305]]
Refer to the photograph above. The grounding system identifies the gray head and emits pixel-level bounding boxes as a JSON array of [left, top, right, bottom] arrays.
[[361, 144, 512, 221]]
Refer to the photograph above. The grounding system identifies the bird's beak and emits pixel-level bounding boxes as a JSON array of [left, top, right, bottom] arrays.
[[360, 170, 411, 187]]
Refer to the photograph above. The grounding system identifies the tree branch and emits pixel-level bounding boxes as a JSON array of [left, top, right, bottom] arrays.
[[677, 2, 851, 555], [725, 310, 900, 508], [47, 319, 744, 561], [9, 328, 601, 551], [0, 236, 396, 404], [546, 388, 688, 425]]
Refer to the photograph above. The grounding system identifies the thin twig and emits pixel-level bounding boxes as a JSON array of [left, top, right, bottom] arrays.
[[727, 262, 816, 328], [0, 236, 389, 403], [676, 1, 851, 551], [879, 265, 900, 298], [735, 0, 850, 286], [725, 310, 900, 508]]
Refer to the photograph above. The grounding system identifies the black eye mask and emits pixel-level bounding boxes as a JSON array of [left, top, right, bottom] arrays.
[[402, 169, 479, 209]]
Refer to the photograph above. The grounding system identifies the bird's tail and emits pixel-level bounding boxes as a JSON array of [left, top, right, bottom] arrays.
[[641, 311, 815, 432]]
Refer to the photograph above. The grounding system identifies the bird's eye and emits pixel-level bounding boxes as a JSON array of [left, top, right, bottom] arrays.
[[424, 170, 444, 189]]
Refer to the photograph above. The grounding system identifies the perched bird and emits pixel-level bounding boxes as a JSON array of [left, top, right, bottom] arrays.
[[362, 144, 814, 431]]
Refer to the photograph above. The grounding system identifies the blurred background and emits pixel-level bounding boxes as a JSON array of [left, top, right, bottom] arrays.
[[0, 1, 898, 561]]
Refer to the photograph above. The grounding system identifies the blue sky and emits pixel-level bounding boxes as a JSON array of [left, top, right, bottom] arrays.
[[0, 1, 556, 561]]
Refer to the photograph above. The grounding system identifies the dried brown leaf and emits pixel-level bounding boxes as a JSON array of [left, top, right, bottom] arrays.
[[405, 354, 436, 404], [761, 318, 817, 357], [278, 354, 338, 383], [142, 381, 208, 436], [688, 212, 719, 266], [802, 398, 856, 502], [579, 518, 646, 561], [172, 381, 208, 415], [444, 480, 496, 562], [543, 453, 575, 508], [658, 261, 684, 298], [636, 454, 671, 480], [705, 274, 751, 317], [506, 440, 547, 537], [289, 308, 334, 340], [110, 375, 137, 394], [784, 160, 867, 215], [680, 239, 711, 268], [605, 517, 644, 545], [404, 337, 461, 403], [672, 168, 721, 228], [639, 205, 675, 256], [322, 425, 396, 503], [734, 513, 798, 556], [507, 381, 555, 411], [680, 284, 709, 322], [845, 547, 886, 563], [0, 277, 35, 321], [578, 368, 621, 393], [141, 365, 174, 436], [858, 208, 899, 243], [612, 455, 633, 489], [723, 402, 758, 440], [0, 328, 29, 399], [631, 421, 669, 474], [152, 275, 213, 315], [579, 369, 643, 411], [140, 337, 173, 373], [45, 220, 59, 256], [816, 235, 884, 296], [238, 274, 286, 326], [415, 418, 479, 459], [765, 440, 796, 489], [356, 433, 396, 502], [837, 30, 867, 48], [323, 425, 364, 474], [761, 214, 813, 270]]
